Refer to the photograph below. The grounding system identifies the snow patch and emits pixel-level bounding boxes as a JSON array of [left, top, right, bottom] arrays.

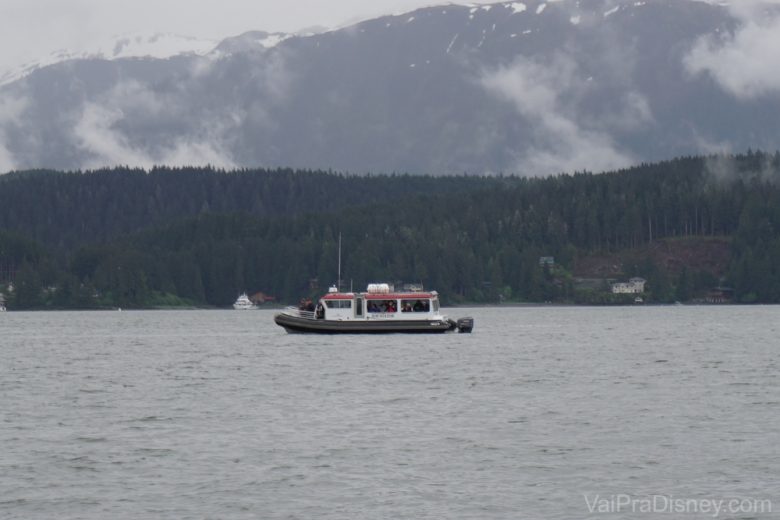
[[508, 2, 527, 14], [604, 6, 620, 17], [407, 16, 415, 23], [255, 33, 290, 49], [570, 15, 581, 25], [108, 33, 218, 59], [446, 34, 459, 53], [536, 4, 547, 14]]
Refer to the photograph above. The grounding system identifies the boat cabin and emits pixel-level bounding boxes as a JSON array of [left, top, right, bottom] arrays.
[[319, 283, 441, 322]]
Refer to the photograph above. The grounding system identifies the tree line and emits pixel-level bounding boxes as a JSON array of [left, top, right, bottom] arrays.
[[1, 151, 779, 309]]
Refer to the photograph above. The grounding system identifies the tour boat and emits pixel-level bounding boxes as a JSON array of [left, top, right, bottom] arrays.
[[233, 293, 257, 310], [274, 283, 473, 334]]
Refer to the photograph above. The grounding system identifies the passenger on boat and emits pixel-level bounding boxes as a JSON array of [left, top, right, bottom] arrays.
[[386, 300, 396, 312], [368, 301, 380, 313]]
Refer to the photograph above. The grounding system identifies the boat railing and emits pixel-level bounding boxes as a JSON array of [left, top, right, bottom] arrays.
[[283, 306, 317, 320]]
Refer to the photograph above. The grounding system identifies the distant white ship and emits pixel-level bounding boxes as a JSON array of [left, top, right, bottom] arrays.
[[233, 293, 257, 310]]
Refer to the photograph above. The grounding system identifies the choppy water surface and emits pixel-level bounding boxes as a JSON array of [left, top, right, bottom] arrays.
[[1, 306, 779, 519]]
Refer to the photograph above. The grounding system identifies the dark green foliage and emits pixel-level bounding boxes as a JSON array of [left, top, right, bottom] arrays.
[[1, 152, 780, 308], [0, 167, 497, 252]]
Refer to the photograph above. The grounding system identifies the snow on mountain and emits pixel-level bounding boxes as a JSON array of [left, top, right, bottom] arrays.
[[98, 32, 219, 60], [0, 27, 309, 87], [211, 31, 294, 57], [0, 32, 219, 87]]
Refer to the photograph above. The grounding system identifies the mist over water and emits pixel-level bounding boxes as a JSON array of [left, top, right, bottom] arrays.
[[1, 307, 778, 519]]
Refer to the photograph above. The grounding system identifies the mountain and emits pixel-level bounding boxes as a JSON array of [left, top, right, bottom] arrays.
[[1, 0, 779, 175]]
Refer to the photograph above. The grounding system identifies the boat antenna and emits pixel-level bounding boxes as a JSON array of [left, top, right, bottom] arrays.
[[337, 232, 342, 292]]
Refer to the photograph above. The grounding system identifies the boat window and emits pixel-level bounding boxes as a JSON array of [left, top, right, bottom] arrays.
[[401, 299, 430, 312], [367, 299, 398, 313], [433, 299, 439, 312], [325, 300, 352, 309]]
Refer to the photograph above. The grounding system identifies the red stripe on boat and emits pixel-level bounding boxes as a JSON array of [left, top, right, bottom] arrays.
[[323, 293, 435, 300]]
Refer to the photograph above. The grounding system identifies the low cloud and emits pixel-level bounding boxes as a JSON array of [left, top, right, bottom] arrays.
[[684, 2, 780, 99], [480, 53, 642, 176], [157, 130, 239, 169], [72, 80, 237, 169], [74, 103, 154, 168], [704, 151, 780, 186], [0, 92, 29, 172], [0, 141, 14, 172], [691, 129, 734, 157], [64, 50, 295, 170], [248, 49, 295, 104]]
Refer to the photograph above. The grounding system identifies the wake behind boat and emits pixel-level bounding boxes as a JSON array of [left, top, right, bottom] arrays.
[[274, 283, 473, 334]]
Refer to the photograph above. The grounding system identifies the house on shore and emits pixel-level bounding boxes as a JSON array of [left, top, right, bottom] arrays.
[[611, 277, 646, 294]]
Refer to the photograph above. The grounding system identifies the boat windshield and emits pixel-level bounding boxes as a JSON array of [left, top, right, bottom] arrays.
[[325, 300, 352, 309], [401, 299, 430, 312]]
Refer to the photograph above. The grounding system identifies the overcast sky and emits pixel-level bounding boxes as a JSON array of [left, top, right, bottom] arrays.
[[0, 0, 495, 74]]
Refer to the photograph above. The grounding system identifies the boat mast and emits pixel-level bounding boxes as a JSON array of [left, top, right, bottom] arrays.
[[337, 232, 342, 292]]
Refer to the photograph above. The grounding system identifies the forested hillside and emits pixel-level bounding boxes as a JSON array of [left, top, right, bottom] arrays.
[[0, 167, 498, 251], [1, 152, 779, 309]]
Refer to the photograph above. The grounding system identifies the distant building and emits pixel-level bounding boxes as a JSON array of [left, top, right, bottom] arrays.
[[539, 256, 555, 267], [704, 287, 734, 304], [250, 292, 276, 304], [611, 277, 646, 294]]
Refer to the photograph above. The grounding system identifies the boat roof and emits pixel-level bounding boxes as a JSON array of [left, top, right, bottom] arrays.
[[323, 292, 436, 300]]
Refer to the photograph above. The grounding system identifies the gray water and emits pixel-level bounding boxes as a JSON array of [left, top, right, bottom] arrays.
[[1, 306, 778, 519]]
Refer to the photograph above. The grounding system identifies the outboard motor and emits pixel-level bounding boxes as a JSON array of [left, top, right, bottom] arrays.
[[456, 317, 474, 333]]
